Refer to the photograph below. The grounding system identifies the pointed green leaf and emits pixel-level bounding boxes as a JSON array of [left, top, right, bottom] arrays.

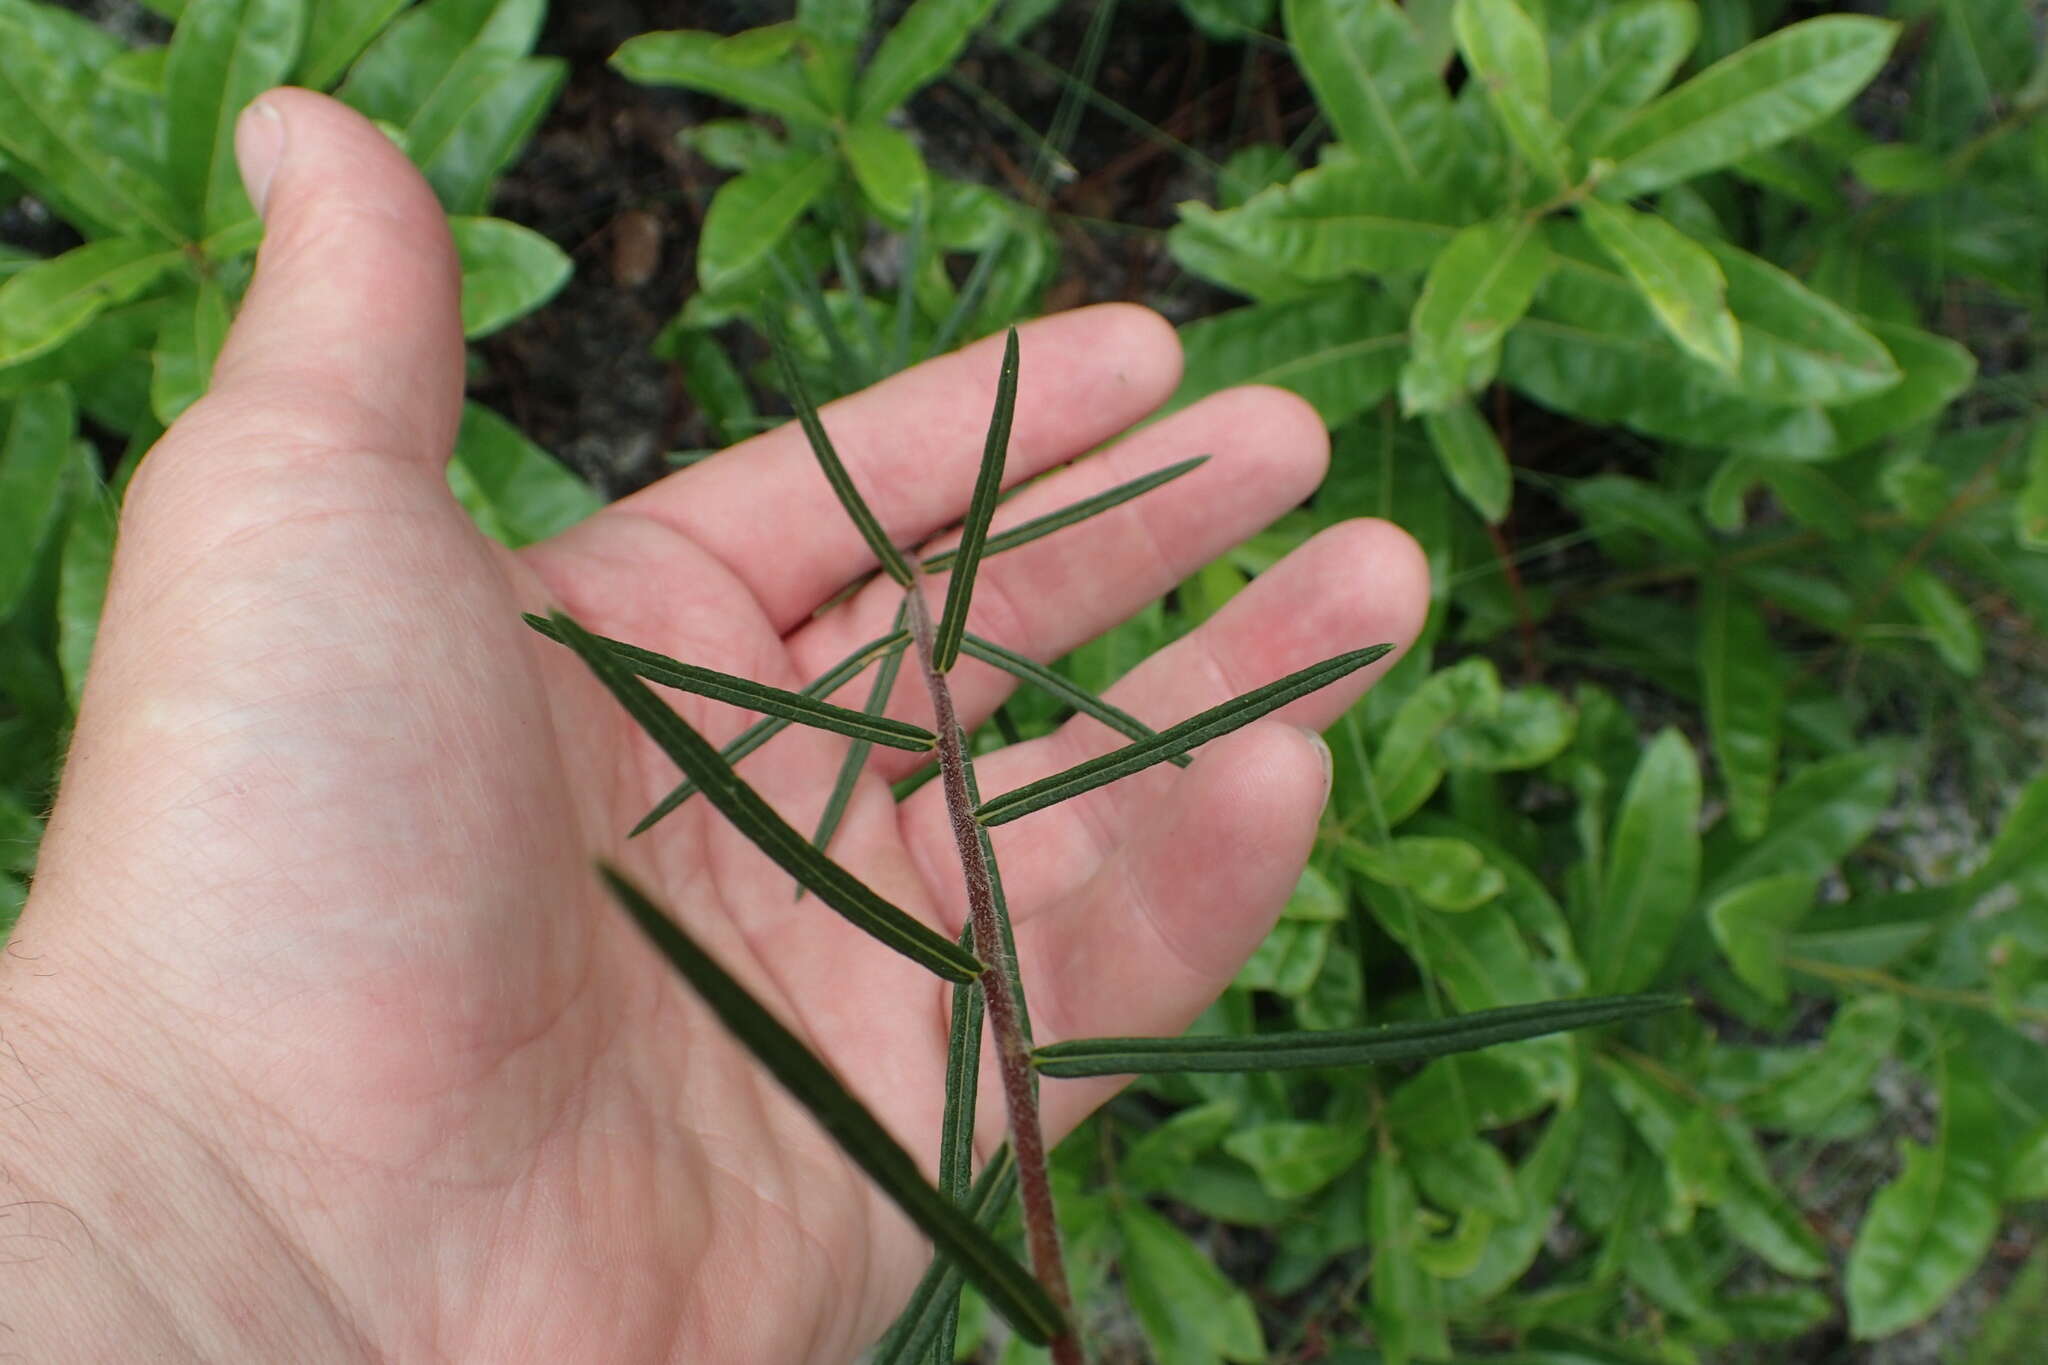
[[933, 329, 1016, 673], [930, 925, 982, 1360], [1708, 750, 1895, 898], [803, 606, 908, 874], [1372, 658, 1503, 824], [0, 240, 185, 369], [1031, 994, 1684, 1076], [1421, 402, 1512, 524], [165, 0, 306, 235], [610, 29, 831, 125], [958, 635, 1187, 767], [449, 403, 600, 549], [923, 457, 1209, 573], [976, 644, 1392, 827], [548, 614, 977, 981], [1738, 994, 1900, 1135], [840, 119, 929, 222], [1400, 215, 1550, 415], [1586, 728, 1702, 994], [1175, 282, 1407, 428], [635, 632, 909, 835], [1706, 239, 1901, 405], [1898, 567, 1983, 677], [1371, 1151, 1451, 1362], [0, 385, 78, 619], [1578, 197, 1740, 376], [451, 216, 572, 339], [1827, 319, 1974, 455], [1706, 873, 1815, 1006], [1453, 0, 1568, 186], [1342, 834, 1504, 913], [1700, 575, 1781, 841], [871, 1148, 1018, 1364], [57, 472, 117, 711], [1553, 0, 1699, 152], [149, 279, 232, 427], [1409, 1134, 1524, 1221], [598, 868, 1055, 1340], [853, 0, 997, 123], [699, 152, 838, 295], [524, 615, 934, 751], [1118, 1201, 1268, 1362], [298, 0, 412, 89], [1283, 0, 1452, 182], [766, 308, 914, 587], [1597, 16, 1897, 197]]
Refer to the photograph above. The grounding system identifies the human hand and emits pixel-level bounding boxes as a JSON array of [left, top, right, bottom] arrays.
[[1, 91, 1426, 1360]]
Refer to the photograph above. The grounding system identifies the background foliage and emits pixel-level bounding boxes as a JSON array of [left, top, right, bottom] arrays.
[[3, 0, 2046, 1360]]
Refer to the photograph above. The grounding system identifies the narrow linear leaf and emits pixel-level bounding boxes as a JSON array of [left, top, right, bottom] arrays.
[[958, 634, 1188, 767], [1700, 575, 1782, 842], [524, 615, 934, 751], [872, 1149, 1020, 1364], [1453, 0, 1569, 186], [803, 607, 911, 882], [1422, 402, 1512, 524], [699, 152, 837, 294], [922, 456, 1210, 572], [975, 644, 1394, 827], [1553, 0, 1700, 152], [962, 751, 1033, 1052], [853, 0, 998, 124], [1033, 995, 1685, 1077], [598, 868, 1057, 1341], [547, 612, 978, 981], [766, 308, 914, 586], [1585, 728, 1702, 994], [609, 29, 832, 126], [164, 0, 306, 236], [933, 328, 1017, 673], [1282, 0, 1451, 182], [635, 632, 909, 835], [931, 921, 984, 1363], [0, 239, 184, 368]]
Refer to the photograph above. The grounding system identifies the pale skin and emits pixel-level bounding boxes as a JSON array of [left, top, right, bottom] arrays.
[[0, 92, 1427, 1361]]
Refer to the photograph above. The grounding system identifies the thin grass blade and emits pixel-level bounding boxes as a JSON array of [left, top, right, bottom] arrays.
[[960, 634, 1187, 768], [923, 456, 1210, 572], [600, 868, 1059, 1341], [764, 307, 913, 586], [1032, 995, 1688, 1077], [800, 606, 911, 897], [769, 250, 867, 393], [633, 632, 908, 837], [525, 615, 932, 752], [976, 644, 1396, 827], [927, 231, 1009, 360], [872, 1147, 1020, 1364], [933, 330, 1019, 672], [891, 191, 927, 375], [549, 612, 979, 981], [832, 232, 887, 383]]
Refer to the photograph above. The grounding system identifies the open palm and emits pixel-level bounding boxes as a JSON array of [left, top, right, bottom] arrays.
[[7, 93, 1425, 1362]]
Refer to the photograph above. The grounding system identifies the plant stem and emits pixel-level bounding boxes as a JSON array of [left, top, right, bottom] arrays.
[[904, 579, 1081, 1365]]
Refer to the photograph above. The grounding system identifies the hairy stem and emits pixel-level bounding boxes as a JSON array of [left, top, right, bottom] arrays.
[[904, 580, 1081, 1365]]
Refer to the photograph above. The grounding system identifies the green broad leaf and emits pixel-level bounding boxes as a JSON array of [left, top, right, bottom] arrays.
[[1586, 728, 1701, 995], [871, 1149, 1018, 1365], [1705, 874, 1814, 1006], [1965, 768, 2048, 896], [1439, 686, 1576, 773], [975, 644, 1393, 827], [1693, 1113, 1829, 1278], [1117, 1202, 1266, 1363], [598, 868, 1055, 1341], [1737, 993, 1900, 1134], [1452, 0, 1569, 186], [854, 0, 996, 122], [1577, 198, 1739, 376], [1224, 1121, 1367, 1201], [1827, 320, 1975, 455], [165, 0, 307, 236], [0, 240, 184, 370], [932, 329, 1016, 673], [1898, 567, 1983, 677], [1421, 402, 1511, 524], [1699, 575, 1781, 842], [1439, 1107, 1581, 1310], [0, 386, 79, 619], [1372, 659, 1501, 823], [1121, 1102, 1241, 1195], [448, 402, 599, 548], [1370, 1153, 1452, 1363], [1552, 0, 1699, 152], [148, 279, 232, 426], [798, 0, 871, 49], [1173, 282, 1406, 428], [1233, 918, 1329, 996], [839, 120, 929, 222], [1169, 155, 1461, 297], [1342, 834, 1504, 912], [1031, 994, 1684, 1077], [1708, 750, 1894, 898], [611, 29, 832, 126], [679, 118, 787, 173], [104, 46, 170, 96], [1596, 15, 1897, 197], [1284, 864, 1346, 923], [56, 474, 117, 710], [0, 3, 188, 243], [1704, 239, 1901, 406], [1850, 142, 1949, 196], [1400, 215, 1550, 415], [2005, 1122, 2048, 1201], [450, 216, 572, 338], [957, 635, 1185, 767], [2018, 422, 2048, 551], [712, 21, 800, 67], [764, 307, 914, 586], [1847, 1054, 2004, 1338], [1282, 0, 1452, 183], [635, 633, 908, 835], [298, 0, 411, 89], [924, 456, 1209, 573], [1409, 1134, 1524, 1220], [343, 0, 545, 126], [524, 616, 934, 751], [552, 617, 978, 982]]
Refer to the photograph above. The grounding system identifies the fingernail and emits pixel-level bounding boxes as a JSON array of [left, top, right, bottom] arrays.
[[235, 99, 286, 218], [1299, 726, 1333, 803]]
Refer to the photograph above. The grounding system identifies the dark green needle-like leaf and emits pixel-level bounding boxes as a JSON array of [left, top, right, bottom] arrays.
[[923, 456, 1210, 573], [933, 918, 983, 1363], [801, 605, 911, 896], [933, 329, 1019, 673], [600, 868, 1059, 1341], [549, 612, 979, 981], [964, 752, 1033, 1055], [872, 1148, 1020, 1364], [976, 644, 1395, 827], [633, 632, 908, 837], [1032, 995, 1687, 1077], [960, 634, 1187, 768], [764, 307, 913, 586], [525, 615, 933, 752]]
